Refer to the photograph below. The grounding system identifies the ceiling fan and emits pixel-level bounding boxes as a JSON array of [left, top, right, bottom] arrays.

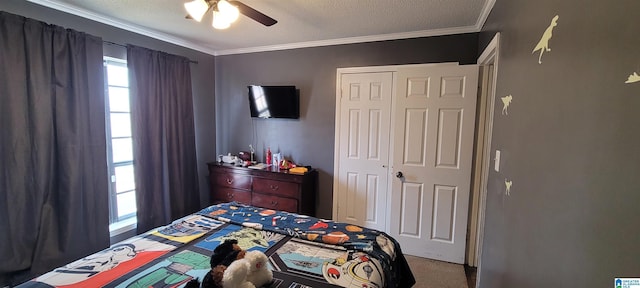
[[184, 0, 277, 30]]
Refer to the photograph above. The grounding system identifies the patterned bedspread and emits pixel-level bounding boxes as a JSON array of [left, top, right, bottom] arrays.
[[17, 202, 415, 288]]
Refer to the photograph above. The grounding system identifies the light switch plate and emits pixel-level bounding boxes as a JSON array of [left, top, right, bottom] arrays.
[[494, 150, 501, 172]]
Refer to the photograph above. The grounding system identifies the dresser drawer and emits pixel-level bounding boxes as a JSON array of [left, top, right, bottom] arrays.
[[214, 173, 251, 190], [212, 187, 252, 204], [251, 193, 298, 213], [253, 177, 299, 198]]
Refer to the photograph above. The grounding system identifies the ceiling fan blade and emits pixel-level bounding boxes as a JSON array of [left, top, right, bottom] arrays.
[[229, 1, 277, 26]]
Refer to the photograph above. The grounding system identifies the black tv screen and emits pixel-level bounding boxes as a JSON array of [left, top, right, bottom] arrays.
[[248, 85, 299, 119]]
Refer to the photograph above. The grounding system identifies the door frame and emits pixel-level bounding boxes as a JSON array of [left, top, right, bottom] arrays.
[[333, 63, 459, 228], [470, 32, 501, 286]]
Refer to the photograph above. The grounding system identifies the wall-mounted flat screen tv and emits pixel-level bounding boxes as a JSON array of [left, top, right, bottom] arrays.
[[248, 85, 299, 119]]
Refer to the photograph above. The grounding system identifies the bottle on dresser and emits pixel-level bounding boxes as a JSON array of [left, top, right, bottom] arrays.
[[266, 147, 272, 165]]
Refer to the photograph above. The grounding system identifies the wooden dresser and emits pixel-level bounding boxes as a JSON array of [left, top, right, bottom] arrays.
[[207, 162, 317, 216]]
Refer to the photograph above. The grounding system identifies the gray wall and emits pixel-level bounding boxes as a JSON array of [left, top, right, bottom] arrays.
[[13, 3, 635, 286], [0, 0, 217, 208], [478, 0, 640, 287], [214, 35, 479, 219]]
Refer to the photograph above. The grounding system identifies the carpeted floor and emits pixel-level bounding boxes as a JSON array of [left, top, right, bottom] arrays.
[[405, 255, 471, 288]]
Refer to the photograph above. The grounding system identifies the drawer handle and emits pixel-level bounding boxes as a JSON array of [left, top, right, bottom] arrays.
[[271, 200, 278, 206], [226, 178, 233, 184], [269, 184, 279, 190], [227, 192, 234, 199]]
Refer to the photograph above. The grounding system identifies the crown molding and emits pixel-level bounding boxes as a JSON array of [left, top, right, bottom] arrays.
[[475, 0, 496, 30], [214, 25, 480, 56], [26, 0, 218, 55]]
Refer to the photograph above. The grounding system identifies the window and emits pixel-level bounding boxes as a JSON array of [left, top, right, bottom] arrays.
[[104, 57, 137, 230]]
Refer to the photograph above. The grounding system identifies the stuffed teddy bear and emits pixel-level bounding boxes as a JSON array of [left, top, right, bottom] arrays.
[[207, 239, 246, 288], [222, 250, 273, 288], [185, 239, 246, 288], [185, 240, 272, 288]]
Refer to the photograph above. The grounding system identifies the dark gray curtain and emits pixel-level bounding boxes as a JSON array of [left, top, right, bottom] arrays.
[[0, 11, 110, 286], [127, 45, 200, 234]]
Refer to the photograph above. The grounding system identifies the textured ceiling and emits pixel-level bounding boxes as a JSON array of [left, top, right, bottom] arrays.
[[28, 0, 495, 55]]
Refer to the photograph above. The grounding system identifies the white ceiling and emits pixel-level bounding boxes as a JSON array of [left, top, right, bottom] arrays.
[[28, 0, 495, 56]]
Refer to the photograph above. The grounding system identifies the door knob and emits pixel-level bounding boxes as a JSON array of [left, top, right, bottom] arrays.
[[396, 171, 403, 178]]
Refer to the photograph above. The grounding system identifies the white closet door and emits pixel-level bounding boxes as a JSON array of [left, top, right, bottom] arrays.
[[389, 64, 478, 264], [334, 72, 393, 232]]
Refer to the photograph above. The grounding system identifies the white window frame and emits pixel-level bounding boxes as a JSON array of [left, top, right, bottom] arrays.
[[104, 56, 137, 234]]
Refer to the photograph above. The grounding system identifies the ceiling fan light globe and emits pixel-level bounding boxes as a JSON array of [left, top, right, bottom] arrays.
[[217, 0, 239, 22], [212, 11, 231, 29], [184, 0, 208, 22]]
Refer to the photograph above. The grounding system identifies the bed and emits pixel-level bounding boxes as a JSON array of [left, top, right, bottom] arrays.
[[17, 202, 416, 288]]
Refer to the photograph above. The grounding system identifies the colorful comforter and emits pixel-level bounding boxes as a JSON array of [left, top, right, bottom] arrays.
[[17, 202, 416, 288]]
